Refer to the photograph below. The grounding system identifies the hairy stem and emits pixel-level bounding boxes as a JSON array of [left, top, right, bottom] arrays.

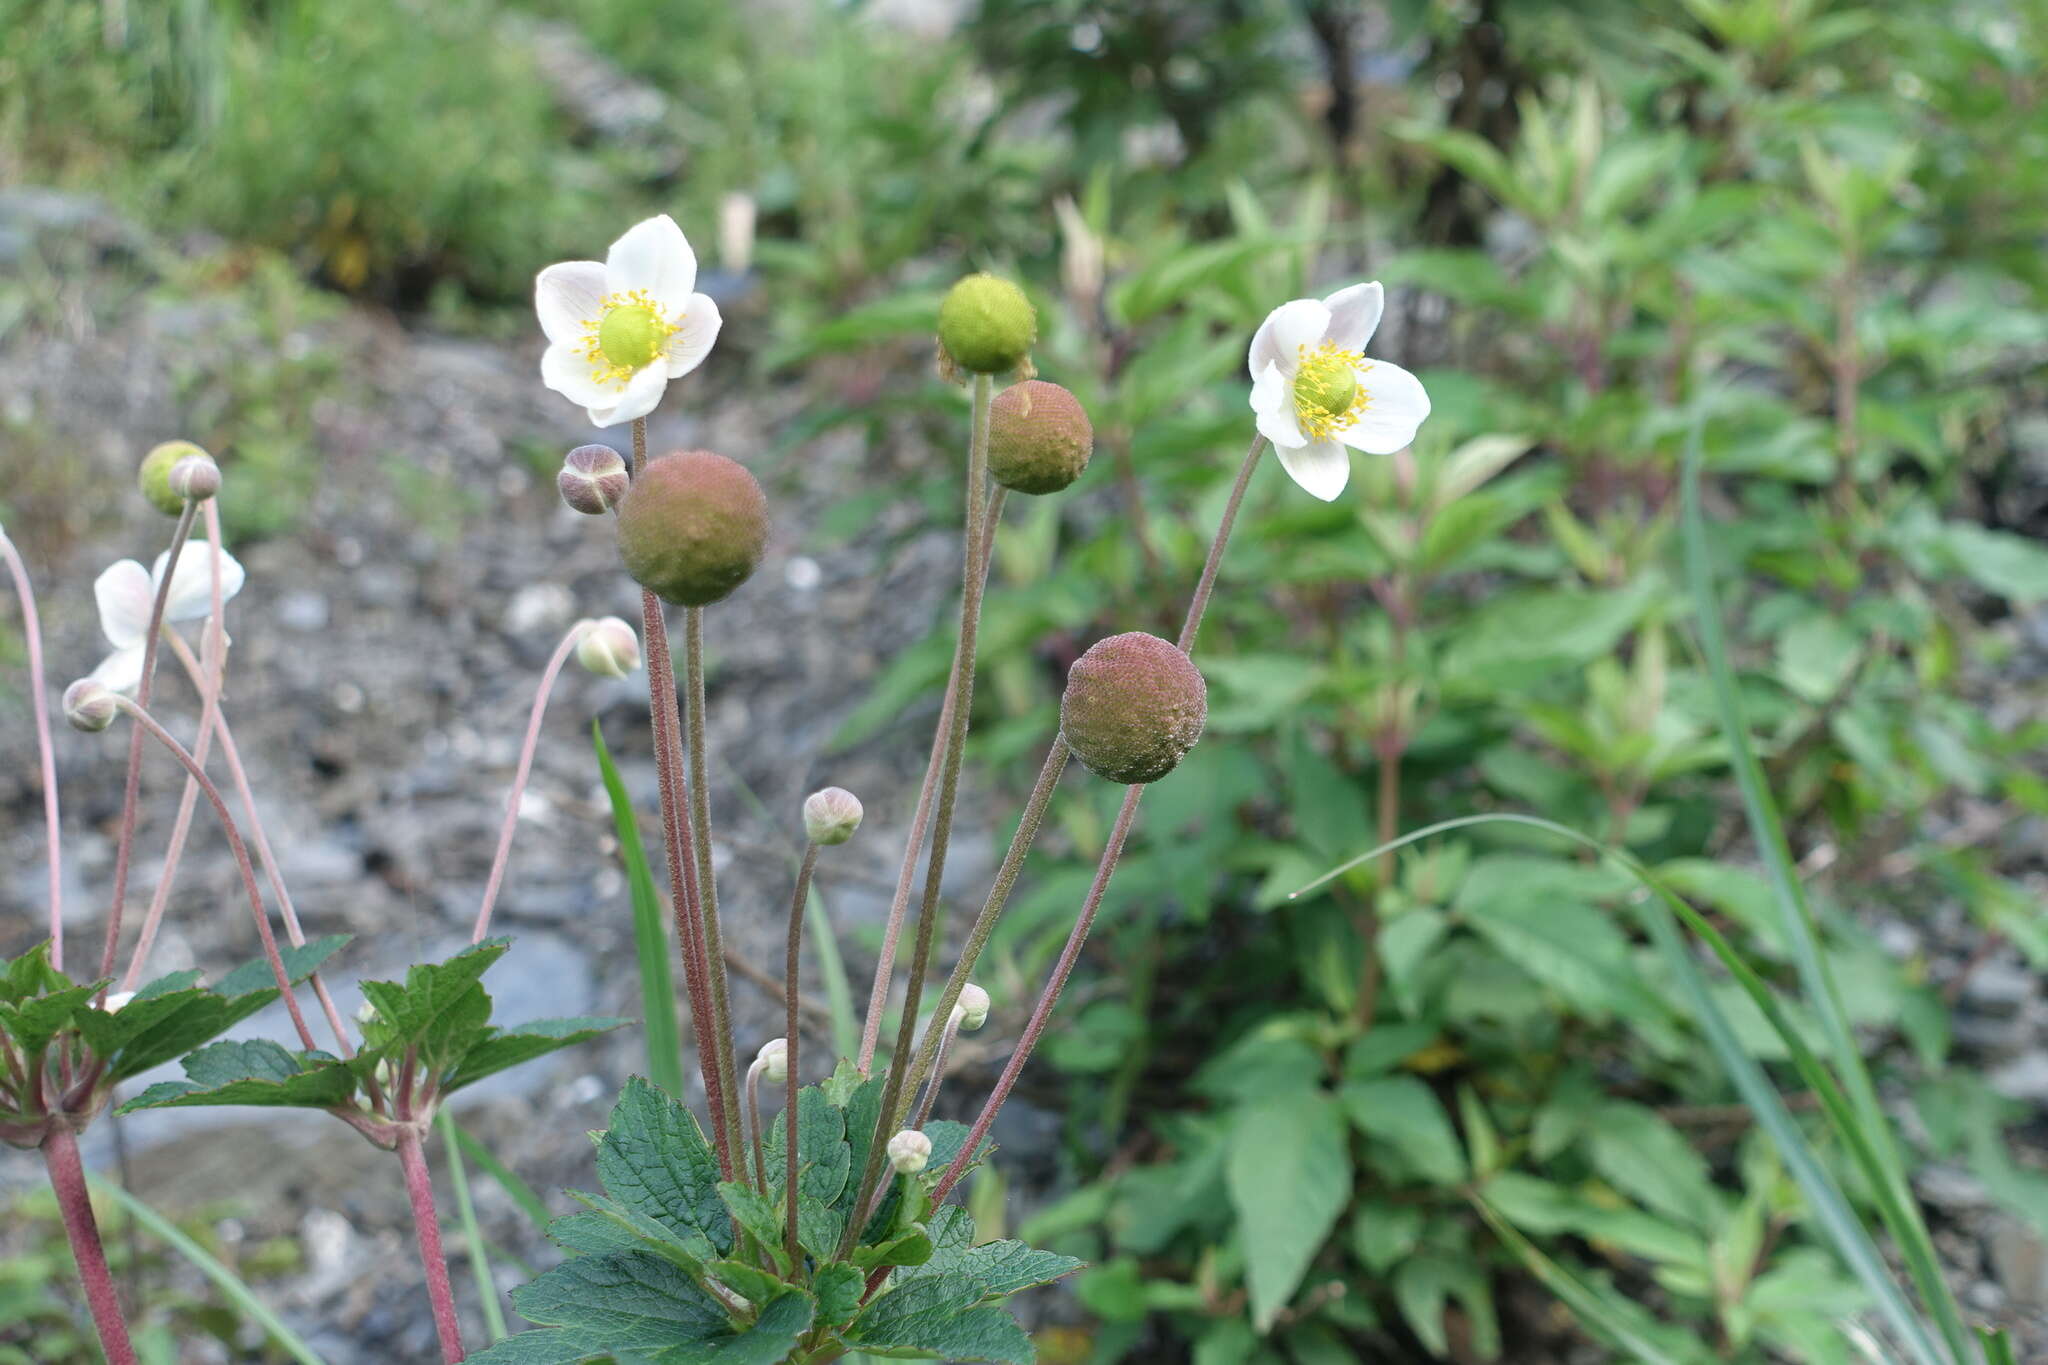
[[101, 499, 198, 984], [1176, 435, 1266, 654], [911, 1011, 961, 1131], [43, 1127, 138, 1365], [843, 373, 994, 1252], [396, 1127, 466, 1362], [858, 487, 1008, 1072], [472, 621, 591, 942], [0, 531, 62, 970], [785, 842, 817, 1265], [685, 605, 745, 1171], [438, 1109, 508, 1344]]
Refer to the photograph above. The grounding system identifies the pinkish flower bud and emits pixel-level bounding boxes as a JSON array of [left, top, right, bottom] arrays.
[[1060, 632, 1207, 785], [886, 1129, 932, 1174], [167, 454, 221, 503], [559, 444, 630, 515], [138, 440, 211, 516], [574, 617, 640, 678], [63, 679, 118, 732], [802, 787, 863, 846], [988, 381, 1092, 495], [615, 450, 768, 607]]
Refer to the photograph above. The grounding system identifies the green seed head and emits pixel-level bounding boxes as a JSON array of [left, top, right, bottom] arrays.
[[139, 440, 211, 516], [597, 304, 667, 372], [1060, 632, 1207, 785], [937, 273, 1036, 375], [988, 380, 1093, 495], [1294, 365, 1357, 425], [615, 450, 768, 607]]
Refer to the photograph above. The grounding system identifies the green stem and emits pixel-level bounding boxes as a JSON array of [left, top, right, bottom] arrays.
[[438, 1110, 507, 1343], [786, 843, 818, 1266]]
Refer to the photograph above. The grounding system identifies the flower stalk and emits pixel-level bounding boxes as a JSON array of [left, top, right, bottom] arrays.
[[0, 528, 63, 971], [784, 842, 818, 1265], [42, 1127, 138, 1365], [395, 1126, 466, 1362]]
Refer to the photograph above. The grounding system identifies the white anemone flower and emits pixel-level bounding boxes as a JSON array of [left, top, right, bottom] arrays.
[[1247, 282, 1431, 501], [535, 215, 723, 428], [90, 544, 245, 695]]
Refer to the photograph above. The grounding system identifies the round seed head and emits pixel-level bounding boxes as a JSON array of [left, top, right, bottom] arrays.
[[575, 617, 641, 678], [937, 274, 1036, 375], [956, 983, 991, 1031], [988, 381, 1093, 495], [168, 454, 221, 503], [886, 1129, 932, 1174], [138, 440, 212, 516], [559, 443, 630, 515], [63, 679, 118, 733], [755, 1037, 788, 1085], [803, 787, 863, 846], [615, 450, 768, 607], [1059, 631, 1207, 785]]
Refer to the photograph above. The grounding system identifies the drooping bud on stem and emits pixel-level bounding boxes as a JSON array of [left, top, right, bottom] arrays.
[[937, 274, 1036, 376], [1060, 632, 1207, 785], [988, 381, 1092, 494], [167, 454, 221, 503], [63, 679, 118, 733], [886, 1129, 932, 1174], [957, 982, 991, 1030], [138, 440, 213, 516], [558, 443, 629, 515], [574, 617, 641, 678], [754, 1037, 788, 1086], [616, 450, 768, 606], [802, 787, 863, 846]]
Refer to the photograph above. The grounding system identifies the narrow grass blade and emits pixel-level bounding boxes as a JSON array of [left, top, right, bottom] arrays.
[[90, 1177, 327, 1365], [806, 882, 860, 1061], [451, 1122, 552, 1230], [1293, 813, 1950, 1365], [594, 719, 686, 1099], [439, 1109, 508, 1342], [1680, 430, 1973, 1364], [1470, 1194, 1685, 1365]]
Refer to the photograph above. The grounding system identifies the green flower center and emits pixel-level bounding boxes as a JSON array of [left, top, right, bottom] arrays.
[[1292, 342, 1368, 441], [580, 290, 679, 386]]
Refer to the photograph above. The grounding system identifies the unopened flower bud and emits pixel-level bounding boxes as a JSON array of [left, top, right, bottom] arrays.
[[102, 991, 136, 1014], [559, 444, 629, 515], [886, 1129, 932, 1174], [138, 440, 212, 516], [988, 381, 1092, 495], [616, 450, 768, 607], [575, 617, 640, 678], [168, 454, 221, 503], [1060, 632, 1207, 785], [957, 983, 990, 1031], [937, 274, 1036, 375], [803, 787, 863, 846], [755, 1037, 788, 1084], [63, 679, 118, 732]]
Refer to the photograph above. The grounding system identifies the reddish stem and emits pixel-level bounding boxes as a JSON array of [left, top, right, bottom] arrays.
[[472, 622, 589, 942], [396, 1127, 466, 1362], [42, 1127, 138, 1365], [0, 531, 62, 970]]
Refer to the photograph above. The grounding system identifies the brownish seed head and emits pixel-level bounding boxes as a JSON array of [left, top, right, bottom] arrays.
[[988, 380, 1093, 495], [1060, 631, 1207, 785], [615, 450, 768, 607]]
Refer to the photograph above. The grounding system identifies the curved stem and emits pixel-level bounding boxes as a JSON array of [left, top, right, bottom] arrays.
[[43, 1127, 138, 1365], [858, 488, 1008, 1072], [843, 374, 995, 1252], [111, 696, 316, 1052], [0, 530, 63, 970], [100, 499, 198, 985], [684, 605, 744, 1170], [121, 633, 219, 994], [746, 1061, 768, 1195], [785, 842, 817, 1265], [396, 1127, 466, 1362], [472, 622, 591, 942], [1176, 435, 1265, 654]]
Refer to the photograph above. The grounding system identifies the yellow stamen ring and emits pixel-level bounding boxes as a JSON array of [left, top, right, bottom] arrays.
[[1292, 341, 1371, 441], [579, 290, 681, 387]]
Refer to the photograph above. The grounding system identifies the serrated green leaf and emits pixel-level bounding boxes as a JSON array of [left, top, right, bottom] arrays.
[[1227, 1092, 1352, 1332], [213, 934, 352, 999], [900, 1233, 1083, 1300], [761, 1084, 851, 1206], [813, 1261, 866, 1323], [706, 1258, 784, 1305], [1339, 1076, 1466, 1186], [564, 1191, 711, 1274], [358, 938, 507, 1070], [447, 1016, 627, 1092], [1, 983, 97, 1056], [821, 1057, 864, 1108], [497, 1251, 730, 1351], [120, 1039, 356, 1112], [849, 1272, 1033, 1364], [0, 941, 70, 1004], [595, 1079, 733, 1258], [852, 1223, 933, 1273]]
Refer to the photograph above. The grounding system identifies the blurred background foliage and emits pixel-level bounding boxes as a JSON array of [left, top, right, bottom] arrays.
[[4, 0, 2048, 1360]]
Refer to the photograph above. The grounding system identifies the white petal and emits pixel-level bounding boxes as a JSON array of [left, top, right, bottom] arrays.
[[94, 560, 153, 649], [588, 364, 670, 428], [664, 294, 722, 378], [534, 261, 607, 346], [1248, 298, 1330, 379], [605, 215, 697, 316], [1322, 282, 1384, 353], [1273, 438, 1350, 501], [541, 342, 625, 411], [1339, 359, 1432, 455], [152, 544, 246, 622], [1249, 361, 1305, 448], [91, 646, 145, 697]]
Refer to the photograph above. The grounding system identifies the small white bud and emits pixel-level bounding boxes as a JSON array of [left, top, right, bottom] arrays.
[[558, 444, 629, 515], [63, 679, 118, 733], [755, 1037, 788, 1085], [802, 787, 863, 846], [102, 991, 137, 1013], [957, 983, 990, 1031], [886, 1129, 932, 1174], [574, 617, 641, 678]]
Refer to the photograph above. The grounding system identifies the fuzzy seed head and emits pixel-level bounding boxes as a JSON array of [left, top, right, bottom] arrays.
[[139, 440, 212, 516], [1060, 632, 1207, 785], [63, 679, 118, 733], [755, 1037, 789, 1084], [615, 450, 768, 607], [956, 983, 991, 1030], [559, 444, 630, 515], [988, 380, 1093, 494], [937, 274, 1036, 375], [575, 617, 640, 678], [168, 454, 221, 503], [803, 786, 863, 846], [886, 1129, 932, 1174]]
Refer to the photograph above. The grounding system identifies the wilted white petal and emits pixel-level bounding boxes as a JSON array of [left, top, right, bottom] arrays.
[[1338, 359, 1432, 456], [605, 215, 697, 317], [1250, 361, 1305, 448], [587, 364, 670, 428], [535, 261, 607, 346], [90, 646, 146, 697], [542, 342, 622, 411], [1248, 298, 1330, 379], [94, 560, 154, 650], [1321, 282, 1384, 353], [152, 544, 246, 622], [664, 294, 722, 378], [1273, 437, 1350, 501]]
